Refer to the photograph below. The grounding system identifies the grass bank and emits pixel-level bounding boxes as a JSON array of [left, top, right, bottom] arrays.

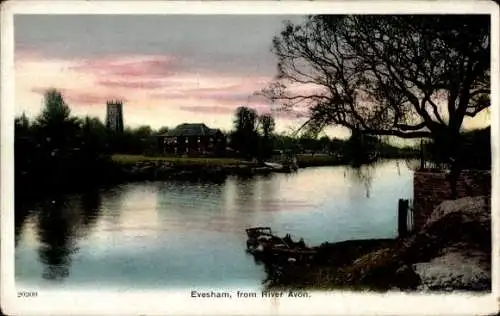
[[113, 154, 363, 168], [296, 154, 348, 167], [112, 154, 242, 166]]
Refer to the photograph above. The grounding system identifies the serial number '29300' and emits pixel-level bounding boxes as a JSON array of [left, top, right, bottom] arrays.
[[17, 291, 38, 298]]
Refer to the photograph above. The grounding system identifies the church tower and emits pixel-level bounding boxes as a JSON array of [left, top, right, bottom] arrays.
[[105, 100, 124, 133]]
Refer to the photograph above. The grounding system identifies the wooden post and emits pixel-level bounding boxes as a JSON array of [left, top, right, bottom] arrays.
[[420, 140, 425, 170], [398, 199, 409, 238]]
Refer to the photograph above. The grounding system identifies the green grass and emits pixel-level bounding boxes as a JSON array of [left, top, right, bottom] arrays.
[[113, 153, 351, 168], [112, 154, 242, 166], [296, 154, 347, 167]]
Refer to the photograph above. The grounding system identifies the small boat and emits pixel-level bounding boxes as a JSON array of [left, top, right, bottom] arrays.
[[246, 226, 274, 239], [246, 227, 282, 252], [263, 162, 284, 170], [245, 227, 317, 263]]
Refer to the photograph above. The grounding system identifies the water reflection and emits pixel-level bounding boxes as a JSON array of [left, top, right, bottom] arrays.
[[156, 179, 225, 214], [79, 190, 102, 236], [36, 197, 79, 280], [15, 203, 31, 247], [233, 175, 258, 213], [15, 160, 414, 289], [34, 191, 102, 281], [344, 164, 375, 198]]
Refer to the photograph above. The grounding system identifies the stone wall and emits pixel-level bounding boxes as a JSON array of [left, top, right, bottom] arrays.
[[412, 169, 491, 229]]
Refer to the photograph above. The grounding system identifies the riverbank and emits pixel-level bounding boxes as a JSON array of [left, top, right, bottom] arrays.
[[261, 196, 491, 292], [111, 153, 378, 180], [111, 154, 289, 181], [295, 154, 350, 167]]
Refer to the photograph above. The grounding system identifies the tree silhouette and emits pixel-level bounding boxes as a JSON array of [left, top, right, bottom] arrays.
[[230, 106, 260, 159], [266, 15, 490, 163], [33, 89, 82, 190], [157, 126, 170, 135], [258, 113, 276, 160], [14, 89, 118, 196]]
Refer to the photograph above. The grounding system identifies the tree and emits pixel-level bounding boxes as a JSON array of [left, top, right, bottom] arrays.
[[258, 114, 276, 159], [15, 89, 115, 194], [230, 106, 260, 159], [37, 89, 72, 127], [15, 113, 34, 194], [33, 89, 82, 188], [318, 136, 330, 152], [259, 114, 276, 139], [266, 15, 490, 162], [345, 130, 379, 166], [80, 116, 108, 160], [134, 125, 156, 154], [135, 125, 153, 138], [157, 126, 170, 135]]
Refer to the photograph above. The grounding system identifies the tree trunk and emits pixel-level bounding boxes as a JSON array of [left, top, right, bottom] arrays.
[[446, 127, 463, 200]]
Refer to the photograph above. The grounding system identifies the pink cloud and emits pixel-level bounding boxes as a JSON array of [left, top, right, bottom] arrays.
[[178, 103, 274, 116], [177, 103, 308, 121], [274, 109, 309, 119], [15, 48, 45, 62], [31, 87, 127, 106], [71, 55, 179, 79], [152, 85, 270, 106], [19, 49, 310, 122], [65, 92, 127, 106], [178, 105, 236, 115], [31, 87, 66, 95], [97, 79, 166, 90]]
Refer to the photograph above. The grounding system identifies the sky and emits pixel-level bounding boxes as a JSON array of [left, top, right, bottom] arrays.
[[14, 14, 489, 141], [15, 14, 352, 137]]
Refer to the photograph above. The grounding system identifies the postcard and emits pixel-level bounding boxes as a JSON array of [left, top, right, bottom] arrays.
[[1, 1, 499, 315]]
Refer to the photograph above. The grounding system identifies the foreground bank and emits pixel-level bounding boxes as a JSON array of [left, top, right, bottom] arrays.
[[110, 154, 363, 181], [259, 196, 491, 292]]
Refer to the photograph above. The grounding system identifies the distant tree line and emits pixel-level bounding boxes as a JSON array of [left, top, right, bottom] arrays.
[[227, 106, 420, 163], [15, 90, 171, 198], [16, 90, 111, 198], [421, 126, 490, 170], [15, 89, 489, 202], [13, 91, 424, 200]]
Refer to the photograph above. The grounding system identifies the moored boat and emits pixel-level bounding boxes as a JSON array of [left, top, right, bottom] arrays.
[[245, 227, 317, 263]]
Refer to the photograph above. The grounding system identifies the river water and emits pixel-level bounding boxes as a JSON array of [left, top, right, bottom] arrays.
[[15, 159, 415, 291]]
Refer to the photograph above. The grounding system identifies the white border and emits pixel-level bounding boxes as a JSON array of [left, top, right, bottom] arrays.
[[1, 1, 499, 315]]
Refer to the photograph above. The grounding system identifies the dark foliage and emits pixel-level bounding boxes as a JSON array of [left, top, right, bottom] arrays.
[[15, 89, 118, 199], [265, 15, 490, 163]]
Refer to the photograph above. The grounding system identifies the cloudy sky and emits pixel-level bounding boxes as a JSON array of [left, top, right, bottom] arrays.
[[15, 14, 350, 136], [14, 14, 490, 140]]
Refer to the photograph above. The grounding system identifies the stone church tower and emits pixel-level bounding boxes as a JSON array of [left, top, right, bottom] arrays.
[[105, 100, 124, 133]]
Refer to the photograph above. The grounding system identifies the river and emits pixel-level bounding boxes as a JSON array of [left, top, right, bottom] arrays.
[[15, 159, 415, 291]]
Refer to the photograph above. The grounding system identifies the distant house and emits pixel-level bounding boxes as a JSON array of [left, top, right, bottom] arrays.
[[157, 123, 226, 156]]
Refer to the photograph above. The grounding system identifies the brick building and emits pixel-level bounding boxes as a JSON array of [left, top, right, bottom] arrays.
[[158, 123, 226, 156]]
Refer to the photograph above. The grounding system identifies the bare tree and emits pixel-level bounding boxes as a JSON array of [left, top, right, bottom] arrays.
[[264, 15, 490, 161]]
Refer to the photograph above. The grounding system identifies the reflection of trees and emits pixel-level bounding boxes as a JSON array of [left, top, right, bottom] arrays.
[[404, 158, 421, 172], [155, 180, 227, 219], [344, 163, 376, 198], [258, 174, 278, 208], [233, 175, 258, 213], [37, 197, 78, 280], [36, 192, 102, 281], [79, 190, 102, 237], [15, 202, 31, 247]]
